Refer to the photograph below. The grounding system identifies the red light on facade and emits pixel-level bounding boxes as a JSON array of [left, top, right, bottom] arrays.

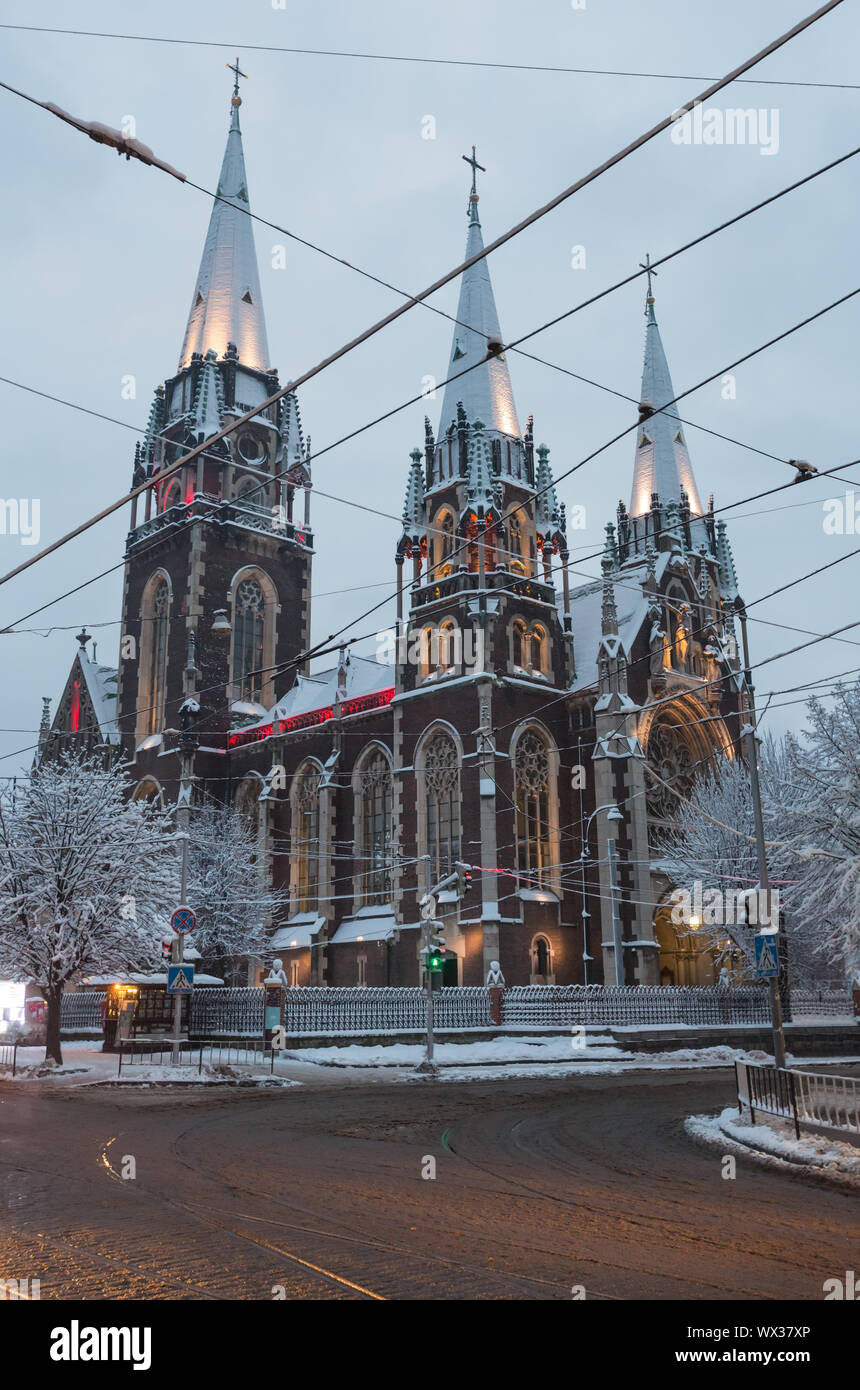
[[70, 679, 81, 732], [228, 688, 395, 749]]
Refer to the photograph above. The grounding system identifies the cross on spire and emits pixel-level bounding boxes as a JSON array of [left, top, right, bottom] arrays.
[[639, 252, 658, 298], [227, 56, 247, 101], [462, 144, 486, 198]]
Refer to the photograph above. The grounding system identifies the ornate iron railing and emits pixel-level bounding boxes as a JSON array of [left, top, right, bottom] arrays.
[[792, 990, 854, 1019], [60, 992, 106, 1032], [140, 983, 858, 1040], [500, 984, 773, 1028], [190, 987, 264, 1037]]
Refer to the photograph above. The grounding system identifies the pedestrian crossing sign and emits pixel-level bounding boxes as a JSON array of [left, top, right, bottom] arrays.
[[754, 934, 778, 979], [167, 964, 195, 993]]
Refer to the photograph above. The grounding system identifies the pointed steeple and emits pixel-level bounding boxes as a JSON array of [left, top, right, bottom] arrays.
[[402, 449, 426, 531], [179, 79, 270, 373], [629, 277, 703, 519], [437, 150, 520, 442]]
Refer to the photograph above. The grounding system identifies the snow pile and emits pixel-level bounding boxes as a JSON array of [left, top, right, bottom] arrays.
[[686, 1106, 860, 1184], [283, 1034, 626, 1069]]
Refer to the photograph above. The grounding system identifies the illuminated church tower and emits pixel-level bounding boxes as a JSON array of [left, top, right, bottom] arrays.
[[115, 74, 313, 758]]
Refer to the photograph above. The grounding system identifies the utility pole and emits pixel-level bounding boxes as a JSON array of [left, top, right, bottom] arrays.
[[736, 598, 787, 1069], [607, 838, 625, 988], [172, 644, 198, 1064]]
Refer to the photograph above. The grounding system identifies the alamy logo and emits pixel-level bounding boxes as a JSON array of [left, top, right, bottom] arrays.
[[669, 881, 780, 929], [50, 1321, 151, 1371], [670, 102, 780, 156], [0, 498, 40, 546]]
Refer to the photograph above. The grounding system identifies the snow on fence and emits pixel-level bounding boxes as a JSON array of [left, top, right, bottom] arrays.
[[190, 987, 264, 1037], [736, 1060, 860, 1139], [792, 990, 854, 1020], [278, 986, 492, 1035], [61, 983, 854, 1039], [501, 984, 774, 1028], [60, 992, 105, 1032]]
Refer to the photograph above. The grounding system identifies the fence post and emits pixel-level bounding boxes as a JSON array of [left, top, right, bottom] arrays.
[[734, 1060, 741, 1115], [12, 1042, 17, 1078], [786, 1069, 801, 1141], [748, 1065, 756, 1125], [117, 1043, 123, 1077], [198, 1041, 204, 1075]]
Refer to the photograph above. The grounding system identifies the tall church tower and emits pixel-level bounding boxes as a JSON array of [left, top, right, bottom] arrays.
[[589, 270, 745, 985], [116, 76, 313, 761], [394, 150, 570, 690]]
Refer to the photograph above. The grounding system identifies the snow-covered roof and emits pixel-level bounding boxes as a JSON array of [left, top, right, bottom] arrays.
[[630, 292, 703, 518], [81, 655, 120, 743], [273, 656, 392, 722], [270, 916, 325, 950], [331, 906, 396, 945], [437, 189, 520, 442], [178, 96, 270, 372]]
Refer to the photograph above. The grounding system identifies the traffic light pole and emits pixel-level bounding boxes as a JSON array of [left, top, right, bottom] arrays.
[[422, 916, 435, 1072]]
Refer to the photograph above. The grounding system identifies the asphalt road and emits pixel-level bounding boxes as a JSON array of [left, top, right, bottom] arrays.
[[0, 1069, 856, 1301]]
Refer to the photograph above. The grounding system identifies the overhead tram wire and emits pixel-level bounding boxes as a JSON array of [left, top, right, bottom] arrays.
[[0, 0, 848, 590], [0, 20, 856, 90], [3, 140, 859, 511]]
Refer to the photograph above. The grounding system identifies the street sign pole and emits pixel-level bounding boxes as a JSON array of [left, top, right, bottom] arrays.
[[737, 601, 787, 1070], [417, 892, 437, 1074]]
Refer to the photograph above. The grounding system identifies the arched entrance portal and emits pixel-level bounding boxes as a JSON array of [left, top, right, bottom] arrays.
[[654, 903, 720, 986]]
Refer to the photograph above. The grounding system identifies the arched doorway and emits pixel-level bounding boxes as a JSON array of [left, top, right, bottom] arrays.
[[654, 903, 719, 986]]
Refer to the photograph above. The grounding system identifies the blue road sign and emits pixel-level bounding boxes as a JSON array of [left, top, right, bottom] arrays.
[[167, 964, 195, 993], [754, 934, 779, 979], [171, 906, 196, 935]]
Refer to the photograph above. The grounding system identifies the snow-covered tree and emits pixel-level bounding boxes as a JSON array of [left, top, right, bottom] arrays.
[[658, 737, 798, 980], [184, 799, 289, 981], [781, 685, 860, 977], [0, 752, 177, 1063]]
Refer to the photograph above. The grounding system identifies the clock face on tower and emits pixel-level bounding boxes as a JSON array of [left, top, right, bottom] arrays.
[[238, 432, 264, 464]]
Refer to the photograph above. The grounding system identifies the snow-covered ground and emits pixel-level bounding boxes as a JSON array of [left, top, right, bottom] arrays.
[[2, 1038, 859, 1088], [687, 1106, 860, 1184]]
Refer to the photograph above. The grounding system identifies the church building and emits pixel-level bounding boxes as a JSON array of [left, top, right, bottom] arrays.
[[41, 83, 751, 990]]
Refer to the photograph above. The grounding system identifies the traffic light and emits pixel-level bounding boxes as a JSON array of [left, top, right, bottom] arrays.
[[427, 926, 447, 971], [455, 862, 473, 897]]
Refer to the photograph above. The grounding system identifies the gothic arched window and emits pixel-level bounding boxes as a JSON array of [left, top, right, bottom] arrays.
[[232, 577, 266, 703], [143, 577, 169, 736], [357, 748, 393, 907], [512, 619, 527, 668], [423, 732, 461, 881], [515, 729, 552, 885], [531, 625, 546, 675], [293, 763, 321, 911]]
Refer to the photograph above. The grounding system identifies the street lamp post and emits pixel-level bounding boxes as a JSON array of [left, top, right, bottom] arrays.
[[580, 803, 624, 987]]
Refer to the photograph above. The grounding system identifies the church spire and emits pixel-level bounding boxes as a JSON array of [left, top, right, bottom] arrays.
[[629, 264, 703, 519], [437, 149, 520, 442], [178, 65, 270, 373]]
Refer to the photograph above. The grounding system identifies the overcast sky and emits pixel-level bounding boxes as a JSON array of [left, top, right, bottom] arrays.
[[1, 0, 858, 772]]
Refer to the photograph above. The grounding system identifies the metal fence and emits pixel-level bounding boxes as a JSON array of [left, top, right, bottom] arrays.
[[0, 1042, 19, 1075], [117, 1037, 275, 1076], [500, 984, 776, 1029], [792, 990, 854, 1020], [190, 987, 264, 1037], [60, 992, 106, 1032], [64, 983, 855, 1041], [736, 1059, 860, 1139]]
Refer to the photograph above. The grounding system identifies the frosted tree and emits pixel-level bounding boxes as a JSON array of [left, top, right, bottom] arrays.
[[0, 752, 177, 1063], [658, 738, 797, 980], [783, 685, 860, 977], [184, 799, 289, 982]]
